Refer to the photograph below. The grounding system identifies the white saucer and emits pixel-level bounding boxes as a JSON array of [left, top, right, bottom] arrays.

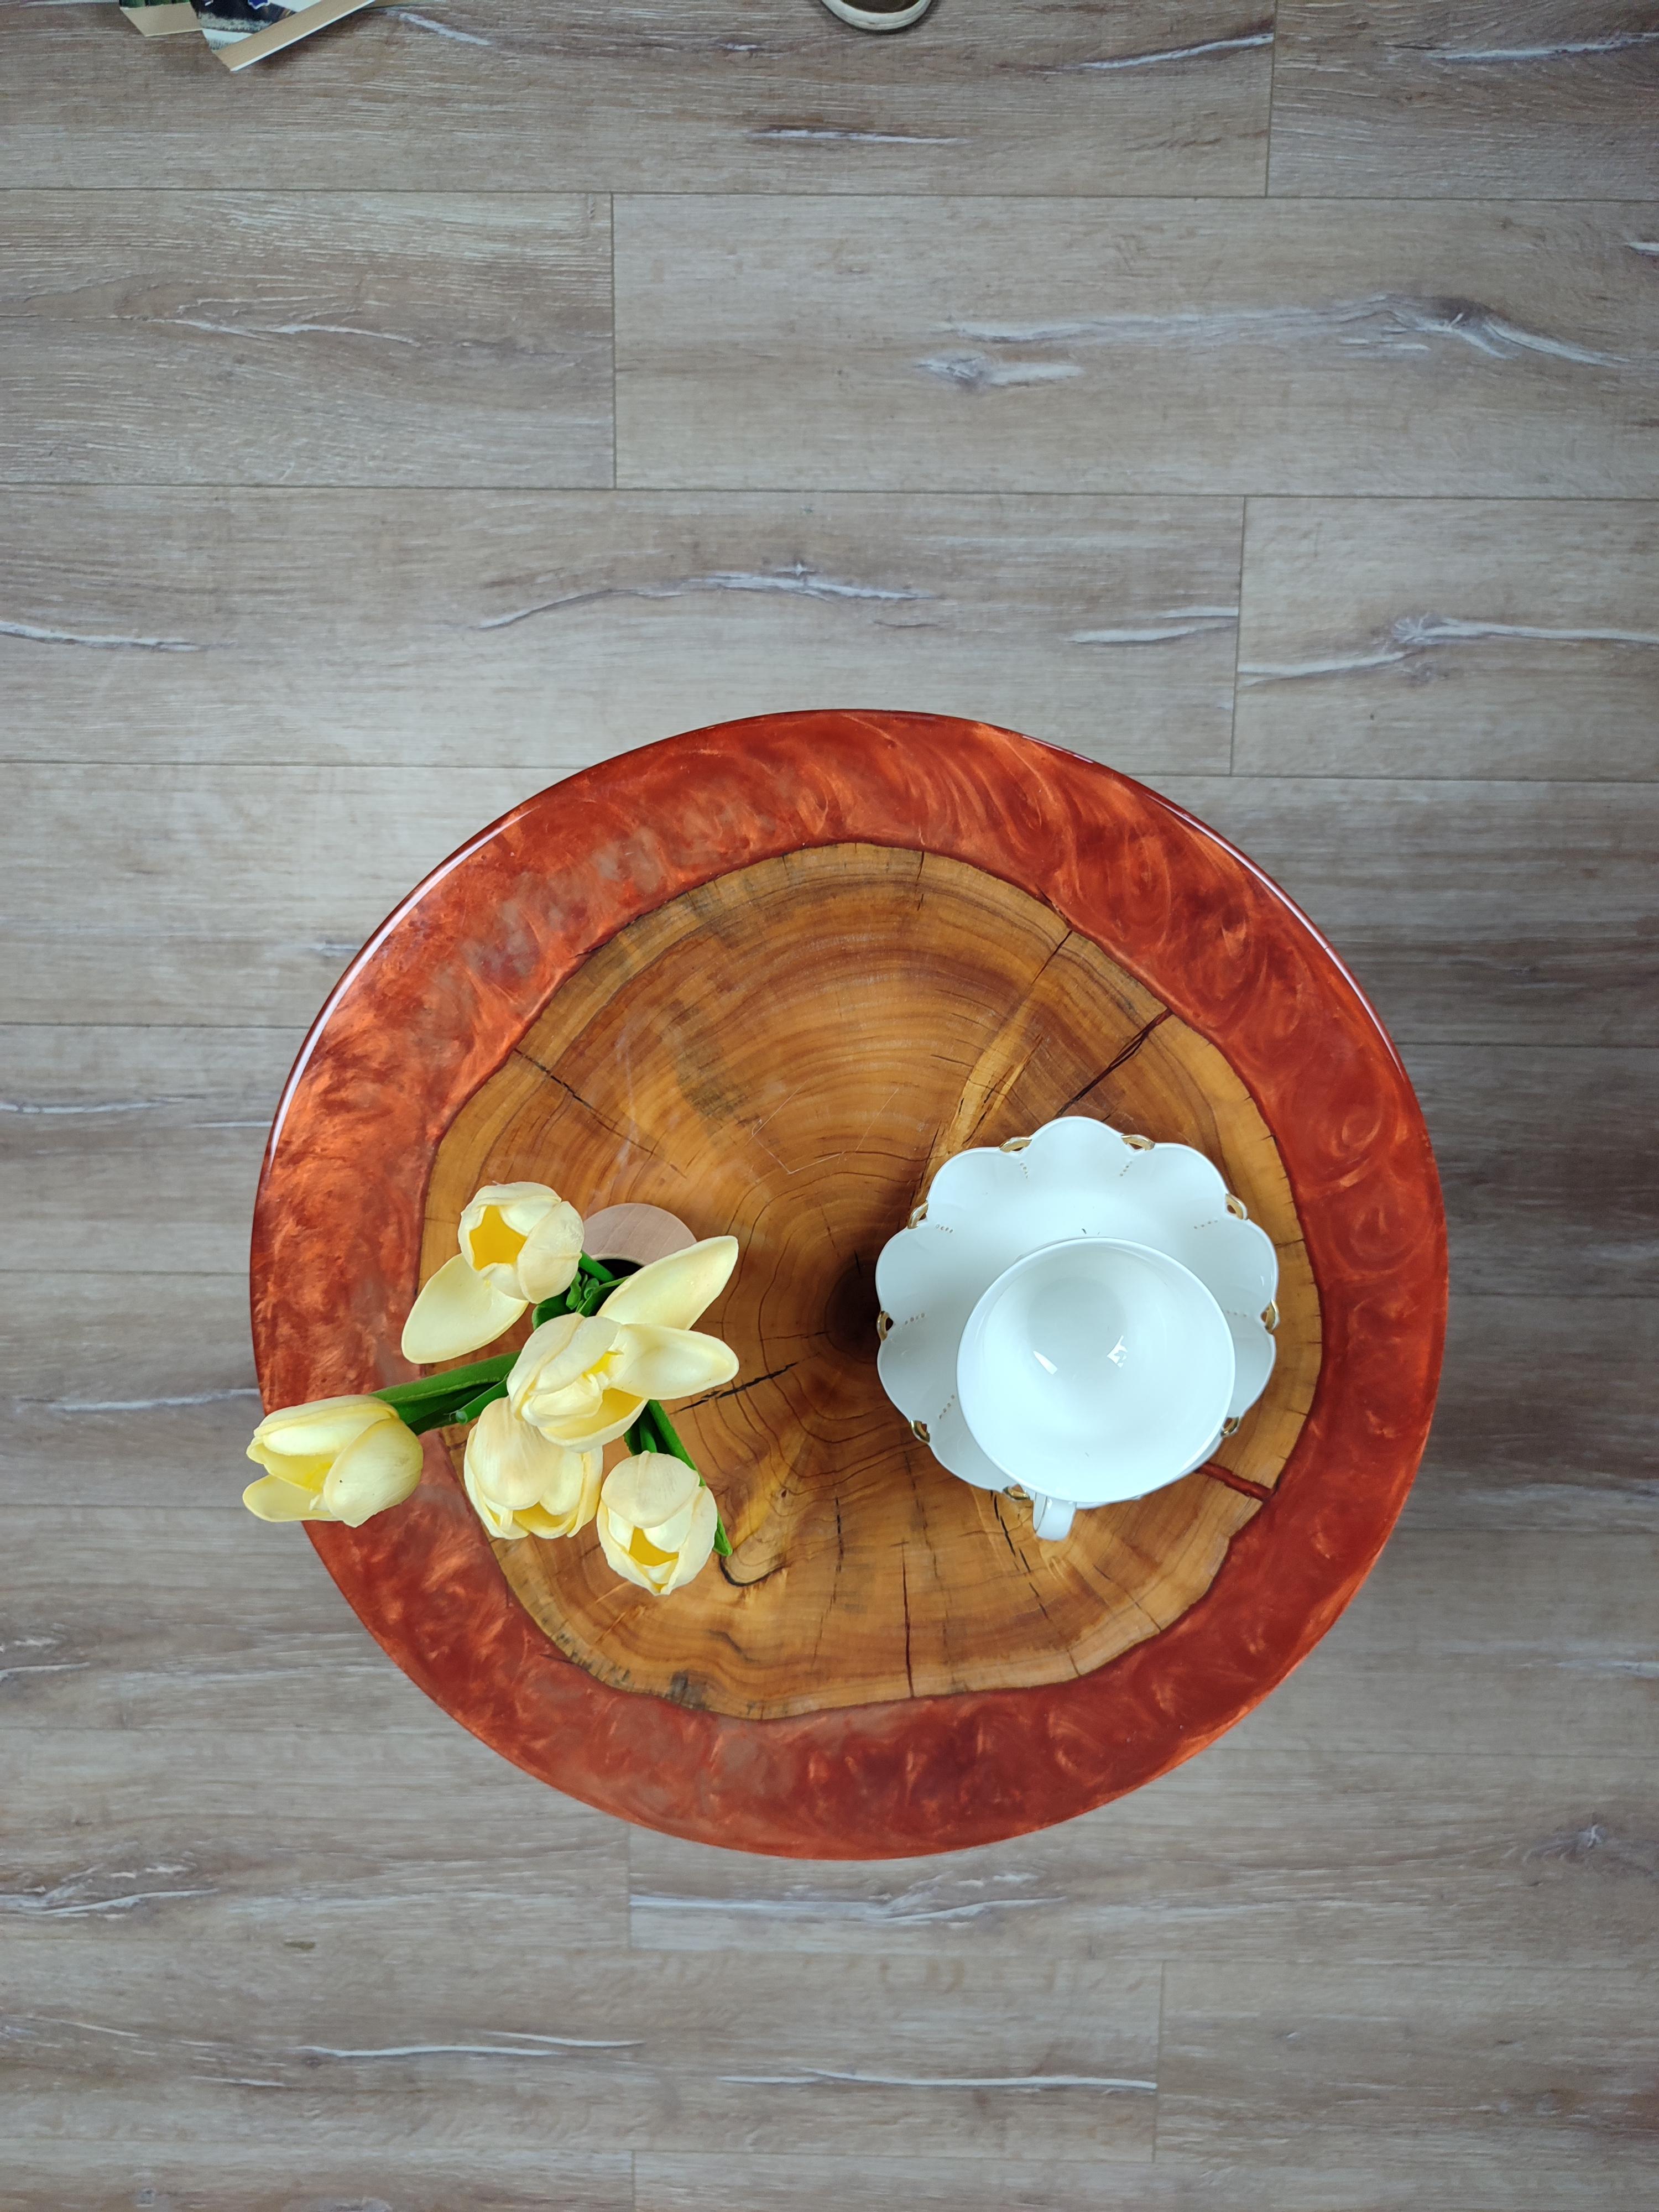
[[875, 1117, 1280, 1506]]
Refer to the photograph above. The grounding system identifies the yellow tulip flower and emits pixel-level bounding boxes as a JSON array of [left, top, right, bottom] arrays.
[[462, 1396, 602, 1542], [401, 1182, 584, 1364], [597, 1452, 720, 1595], [507, 1237, 739, 1451], [243, 1394, 423, 1528]]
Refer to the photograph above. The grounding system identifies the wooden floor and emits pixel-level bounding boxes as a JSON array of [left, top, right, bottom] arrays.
[[3, 3, 1657, 2205]]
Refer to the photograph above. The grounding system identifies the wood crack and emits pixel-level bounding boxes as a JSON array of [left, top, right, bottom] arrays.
[[1058, 1009, 1172, 1114], [900, 1552, 916, 1697], [512, 1052, 670, 1165], [1202, 1463, 1274, 1503], [685, 1361, 799, 1410]]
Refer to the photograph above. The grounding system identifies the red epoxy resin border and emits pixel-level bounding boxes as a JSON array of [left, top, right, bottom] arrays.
[[251, 712, 1447, 1859]]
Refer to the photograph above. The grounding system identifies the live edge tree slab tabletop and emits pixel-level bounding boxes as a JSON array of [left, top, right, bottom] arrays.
[[250, 711, 1446, 1860]]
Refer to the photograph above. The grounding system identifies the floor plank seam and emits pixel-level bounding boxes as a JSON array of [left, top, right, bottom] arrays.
[[1229, 497, 1251, 773]]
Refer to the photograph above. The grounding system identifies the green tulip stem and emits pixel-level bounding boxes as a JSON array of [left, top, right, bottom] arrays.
[[447, 1381, 510, 1427], [527, 1252, 644, 1331], [373, 1353, 515, 1436], [641, 1400, 696, 1469]]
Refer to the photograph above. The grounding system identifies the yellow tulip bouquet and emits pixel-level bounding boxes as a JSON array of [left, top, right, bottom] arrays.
[[243, 1183, 740, 1597]]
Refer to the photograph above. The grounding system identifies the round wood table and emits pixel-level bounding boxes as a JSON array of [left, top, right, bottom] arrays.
[[251, 711, 1446, 1859]]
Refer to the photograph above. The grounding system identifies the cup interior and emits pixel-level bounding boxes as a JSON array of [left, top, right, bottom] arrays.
[[956, 1237, 1235, 1506]]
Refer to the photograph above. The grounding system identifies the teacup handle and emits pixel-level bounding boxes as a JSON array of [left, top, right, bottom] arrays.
[[1029, 1493, 1076, 1543]]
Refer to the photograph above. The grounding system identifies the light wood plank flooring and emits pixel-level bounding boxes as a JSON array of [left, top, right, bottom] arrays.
[[2, 3, 1655, 2206]]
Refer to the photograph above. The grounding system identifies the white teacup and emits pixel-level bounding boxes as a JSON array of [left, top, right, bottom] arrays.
[[956, 1238, 1237, 1541]]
